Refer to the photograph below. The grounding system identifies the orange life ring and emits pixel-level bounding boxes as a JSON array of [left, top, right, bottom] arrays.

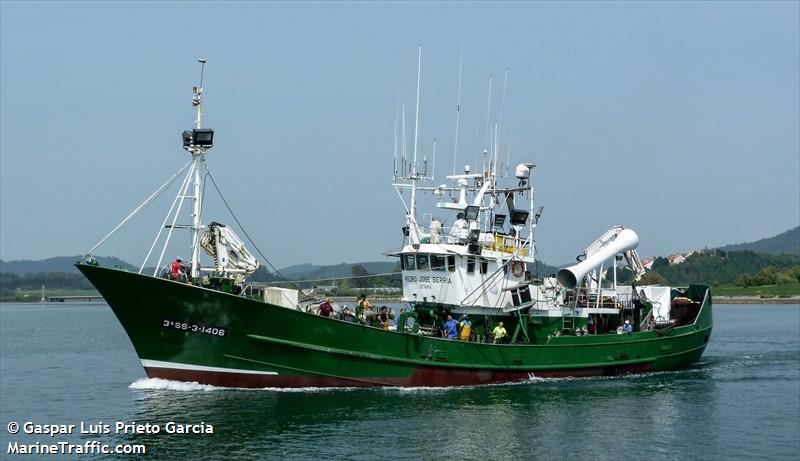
[[511, 261, 525, 277]]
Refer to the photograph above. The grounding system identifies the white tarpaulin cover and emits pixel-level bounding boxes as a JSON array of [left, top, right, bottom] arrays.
[[641, 286, 671, 322], [263, 286, 299, 309]]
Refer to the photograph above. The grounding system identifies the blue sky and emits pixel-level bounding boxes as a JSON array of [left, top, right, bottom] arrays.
[[1, 1, 798, 269]]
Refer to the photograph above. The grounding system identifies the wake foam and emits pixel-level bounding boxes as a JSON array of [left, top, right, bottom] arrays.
[[129, 378, 220, 392], [129, 377, 359, 393]]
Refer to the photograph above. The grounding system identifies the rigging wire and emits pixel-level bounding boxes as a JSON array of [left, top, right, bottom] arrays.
[[204, 171, 308, 294], [85, 160, 192, 257], [205, 171, 403, 294], [140, 160, 196, 273], [267, 271, 403, 286], [204, 172, 400, 293]]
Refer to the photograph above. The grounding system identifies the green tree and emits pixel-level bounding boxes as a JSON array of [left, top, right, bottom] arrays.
[[350, 265, 370, 289], [775, 272, 795, 285], [639, 271, 667, 285], [735, 274, 753, 287], [651, 257, 670, 270]]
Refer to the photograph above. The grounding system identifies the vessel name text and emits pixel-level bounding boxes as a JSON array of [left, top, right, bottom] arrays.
[[404, 275, 451, 284]]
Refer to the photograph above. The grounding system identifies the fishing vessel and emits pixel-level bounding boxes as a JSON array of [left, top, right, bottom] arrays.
[[77, 59, 712, 388]]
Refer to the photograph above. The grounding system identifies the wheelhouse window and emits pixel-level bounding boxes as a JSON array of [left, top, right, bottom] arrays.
[[416, 254, 430, 271], [480, 259, 489, 274], [431, 254, 446, 271], [403, 254, 416, 271], [448, 255, 456, 272], [467, 256, 476, 273]]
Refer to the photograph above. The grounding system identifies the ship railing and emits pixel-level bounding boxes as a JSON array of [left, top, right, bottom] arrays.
[[564, 290, 636, 310], [415, 225, 529, 256]]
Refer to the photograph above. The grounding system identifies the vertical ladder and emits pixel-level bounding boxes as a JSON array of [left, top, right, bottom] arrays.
[[561, 306, 575, 333]]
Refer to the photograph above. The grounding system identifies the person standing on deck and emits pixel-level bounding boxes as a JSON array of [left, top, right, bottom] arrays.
[[449, 212, 469, 243], [459, 316, 472, 341], [444, 315, 458, 339], [623, 319, 633, 334], [318, 298, 334, 317], [356, 294, 373, 323], [492, 322, 507, 344], [170, 257, 184, 281]]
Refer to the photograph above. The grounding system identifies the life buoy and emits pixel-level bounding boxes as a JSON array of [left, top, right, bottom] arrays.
[[510, 261, 525, 277]]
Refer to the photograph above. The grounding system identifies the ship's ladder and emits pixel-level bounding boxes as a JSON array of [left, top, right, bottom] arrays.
[[561, 306, 576, 333]]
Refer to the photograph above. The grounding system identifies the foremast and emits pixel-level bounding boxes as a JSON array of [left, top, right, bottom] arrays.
[[188, 59, 208, 279]]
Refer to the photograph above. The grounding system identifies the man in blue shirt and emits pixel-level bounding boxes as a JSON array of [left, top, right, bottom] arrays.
[[444, 315, 458, 339], [623, 319, 633, 334]]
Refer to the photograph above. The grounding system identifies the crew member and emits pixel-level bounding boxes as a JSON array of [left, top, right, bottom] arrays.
[[318, 298, 334, 317], [444, 315, 459, 339], [356, 294, 372, 322], [623, 319, 633, 334], [378, 306, 391, 330], [170, 257, 185, 281], [459, 316, 472, 342], [449, 212, 469, 242], [492, 321, 507, 344]]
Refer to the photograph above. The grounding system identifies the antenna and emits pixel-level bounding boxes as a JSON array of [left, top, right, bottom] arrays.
[[393, 117, 398, 180], [193, 59, 207, 130], [452, 38, 464, 176], [498, 69, 508, 137], [198, 58, 207, 88], [505, 127, 512, 177], [402, 104, 407, 176], [412, 45, 422, 177], [493, 121, 499, 178], [432, 137, 437, 180], [393, 91, 399, 179], [496, 68, 508, 172], [484, 73, 493, 157]]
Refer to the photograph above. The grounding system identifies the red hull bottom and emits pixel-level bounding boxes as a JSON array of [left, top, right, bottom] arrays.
[[143, 363, 658, 389]]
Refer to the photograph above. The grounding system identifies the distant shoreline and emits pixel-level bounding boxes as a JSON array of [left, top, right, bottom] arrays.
[[714, 295, 800, 305], [5, 295, 797, 306]]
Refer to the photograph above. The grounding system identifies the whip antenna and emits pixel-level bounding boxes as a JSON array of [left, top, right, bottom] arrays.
[[198, 58, 207, 88]]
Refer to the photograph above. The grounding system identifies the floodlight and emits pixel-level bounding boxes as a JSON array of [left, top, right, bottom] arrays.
[[193, 129, 214, 147], [464, 205, 479, 221], [182, 130, 192, 148], [510, 209, 529, 226]]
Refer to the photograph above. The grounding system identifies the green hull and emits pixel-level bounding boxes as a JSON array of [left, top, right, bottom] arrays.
[[76, 263, 713, 388]]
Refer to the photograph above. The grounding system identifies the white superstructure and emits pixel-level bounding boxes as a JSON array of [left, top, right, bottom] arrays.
[[390, 48, 656, 323]]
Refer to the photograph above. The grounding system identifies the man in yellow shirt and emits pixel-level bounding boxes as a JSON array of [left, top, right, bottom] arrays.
[[492, 322, 507, 344], [356, 294, 372, 323]]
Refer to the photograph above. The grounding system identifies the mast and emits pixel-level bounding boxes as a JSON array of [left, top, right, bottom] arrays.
[[410, 46, 422, 223], [189, 59, 210, 278]]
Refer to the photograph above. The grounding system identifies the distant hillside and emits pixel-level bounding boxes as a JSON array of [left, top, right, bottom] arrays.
[[0, 256, 136, 274], [277, 263, 319, 278], [1, 255, 561, 291], [652, 250, 800, 285], [528, 260, 561, 278], [718, 226, 799, 256], [285, 261, 399, 281], [277, 259, 561, 281]]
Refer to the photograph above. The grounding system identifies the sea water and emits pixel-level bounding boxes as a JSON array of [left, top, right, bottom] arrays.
[[1, 302, 798, 460]]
